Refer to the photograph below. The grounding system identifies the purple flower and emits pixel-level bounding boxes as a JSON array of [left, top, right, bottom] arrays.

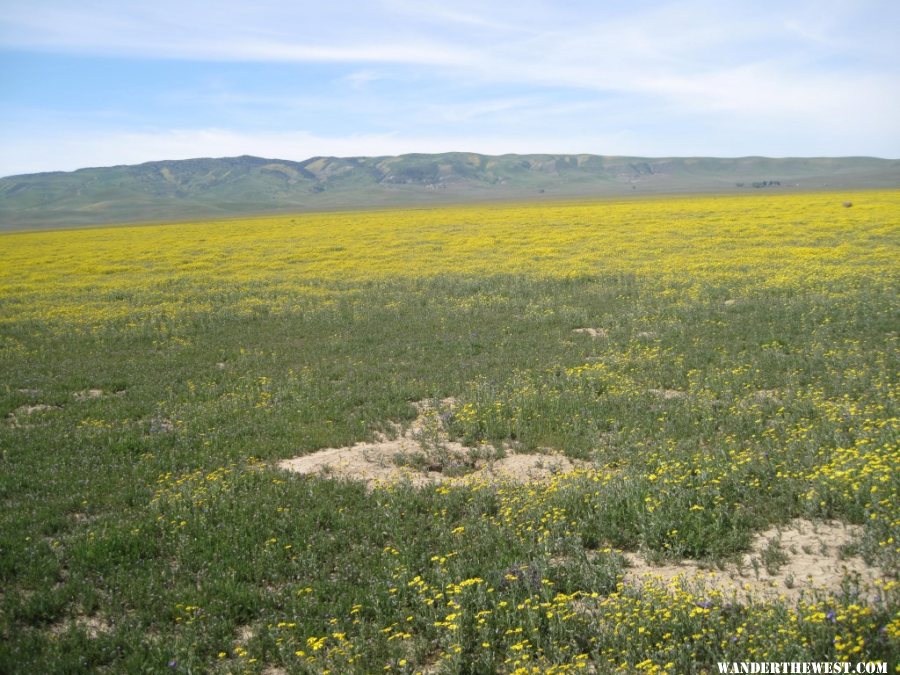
[[168, 660, 178, 668], [826, 610, 836, 623], [695, 600, 713, 609]]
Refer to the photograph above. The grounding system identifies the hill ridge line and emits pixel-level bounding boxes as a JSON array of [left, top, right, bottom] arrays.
[[2, 153, 898, 230]]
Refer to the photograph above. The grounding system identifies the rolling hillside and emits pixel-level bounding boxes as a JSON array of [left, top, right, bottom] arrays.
[[1, 153, 898, 229]]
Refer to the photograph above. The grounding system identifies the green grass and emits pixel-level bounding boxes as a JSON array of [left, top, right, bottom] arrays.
[[1, 262, 898, 670], [4, 153, 900, 230]]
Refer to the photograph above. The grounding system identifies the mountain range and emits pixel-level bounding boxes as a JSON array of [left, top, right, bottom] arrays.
[[2, 153, 898, 230]]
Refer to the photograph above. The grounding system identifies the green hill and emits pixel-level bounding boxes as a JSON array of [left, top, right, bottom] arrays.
[[2, 153, 898, 230]]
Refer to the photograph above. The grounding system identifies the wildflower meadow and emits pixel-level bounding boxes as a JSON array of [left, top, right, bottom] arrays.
[[1, 191, 897, 673]]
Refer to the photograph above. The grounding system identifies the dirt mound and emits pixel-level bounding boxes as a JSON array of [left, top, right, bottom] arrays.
[[573, 327, 608, 338], [73, 389, 104, 401], [648, 388, 687, 400], [278, 445, 580, 489], [12, 403, 59, 416], [6, 403, 61, 427], [622, 519, 883, 602], [277, 398, 584, 488], [50, 614, 112, 638]]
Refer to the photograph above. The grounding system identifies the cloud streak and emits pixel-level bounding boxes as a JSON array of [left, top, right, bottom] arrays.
[[0, 1, 473, 65], [1, 0, 898, 174]]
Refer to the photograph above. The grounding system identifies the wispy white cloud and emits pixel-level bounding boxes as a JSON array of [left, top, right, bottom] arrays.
[[1, 0, 898, 174], [426, 97, 543, 124], [341, 70, 385, 90], [0, 1, 473, 65]]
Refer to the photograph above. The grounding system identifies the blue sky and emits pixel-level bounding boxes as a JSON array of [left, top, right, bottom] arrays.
[[1, 0, 898, 176]]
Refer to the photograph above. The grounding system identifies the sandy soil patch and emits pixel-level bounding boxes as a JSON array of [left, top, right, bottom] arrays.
[[573, 327, 608, 338], [752, 389, 780, 402], [736, 390, 783, 410], [149, 417, 175, 434], [484, 453, 583, 482], [6, 403, 61, 427], [70, 511, 99, 525], [50, 615, 112, 638], [12, 403, 59, 416], [236, 624, 254, 644], [277, 399, 584, 488], [76, 615, 112, 638], [648, 388, 687, 400], [622, 519, 882, 603], [73, 389, 104, 401]]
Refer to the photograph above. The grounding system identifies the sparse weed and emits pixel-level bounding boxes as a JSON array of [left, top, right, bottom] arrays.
[[761, 537, 790, 575]]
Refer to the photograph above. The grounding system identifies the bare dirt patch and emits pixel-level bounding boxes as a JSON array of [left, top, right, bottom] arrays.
[[50, 614, 112, 638], [77, 615, 112, 638], [149, 417, 175, 434], [277, 399, 584, 488], [6, 403, 61, 427], [737, 390, 783, 410], [73, 389, 104, 401], [573, 327, 608, 338], [622, 519, 883, 602], [236, 624, 254, 644], [71, 511, 98, 525], [12, 403, 59, 416], [752, 389, 780, 402], [484, 453, 583, 483], [648, 388, 687, 400]]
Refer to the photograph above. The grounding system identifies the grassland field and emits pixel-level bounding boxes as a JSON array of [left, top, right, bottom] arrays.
[[0, 191, 898, 673]]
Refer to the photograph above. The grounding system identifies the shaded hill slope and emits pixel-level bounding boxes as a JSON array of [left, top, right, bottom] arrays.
[[2, 153, 898, 229]]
